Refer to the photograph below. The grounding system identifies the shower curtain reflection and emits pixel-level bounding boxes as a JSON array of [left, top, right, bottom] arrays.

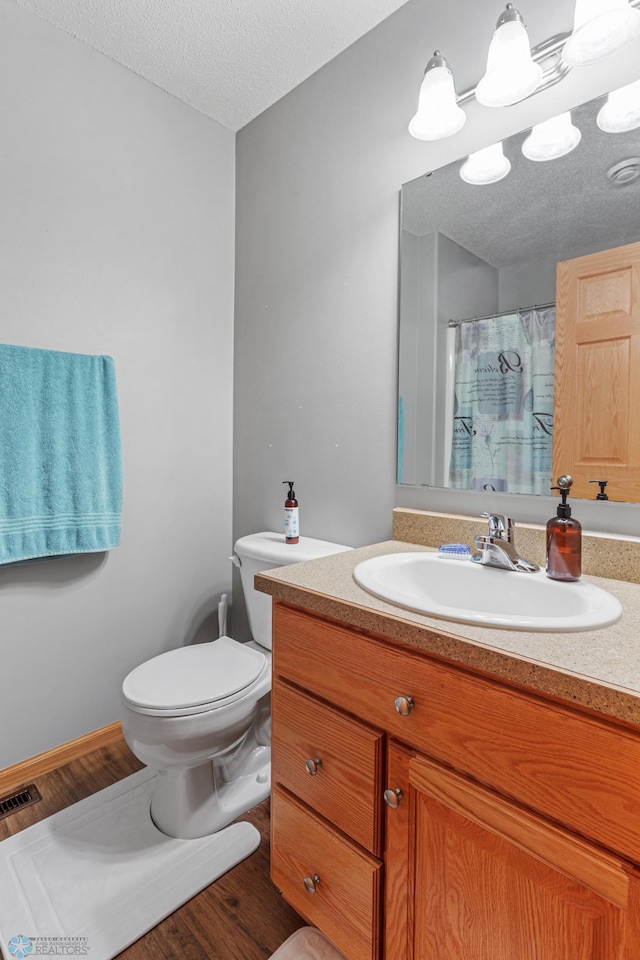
[[448, 306, 555, 495]]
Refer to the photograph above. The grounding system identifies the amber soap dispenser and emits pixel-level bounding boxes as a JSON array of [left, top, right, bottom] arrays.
[[283, 481, 299, 544], [546, 474, 581, 581]]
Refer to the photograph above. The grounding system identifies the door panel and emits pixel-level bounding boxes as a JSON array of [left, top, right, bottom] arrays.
[[554, 241, 640, 501], [383, 746, 640, 960]]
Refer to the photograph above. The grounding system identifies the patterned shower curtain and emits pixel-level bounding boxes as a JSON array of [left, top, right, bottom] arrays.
[[448, 306, 555, 495]]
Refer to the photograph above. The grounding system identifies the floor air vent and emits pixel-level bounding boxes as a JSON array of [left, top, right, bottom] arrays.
[[0, 783, 42, 820]]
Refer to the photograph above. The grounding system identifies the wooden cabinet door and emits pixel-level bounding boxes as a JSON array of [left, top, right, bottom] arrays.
[[554, 241, 640, 502], [385, 744, 640, 960]]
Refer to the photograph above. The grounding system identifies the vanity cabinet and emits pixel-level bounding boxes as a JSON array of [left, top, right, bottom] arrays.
[[270, 600, 640, 960]]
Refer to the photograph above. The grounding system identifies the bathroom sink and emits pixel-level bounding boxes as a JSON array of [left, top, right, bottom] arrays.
[[353, 553, 623, 632]]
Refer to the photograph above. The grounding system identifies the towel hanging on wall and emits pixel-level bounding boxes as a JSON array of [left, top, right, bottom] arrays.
[[0, 343, 123, 564]]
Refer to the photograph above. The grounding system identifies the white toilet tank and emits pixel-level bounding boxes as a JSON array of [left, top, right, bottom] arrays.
[[233, 532, 352, 650]]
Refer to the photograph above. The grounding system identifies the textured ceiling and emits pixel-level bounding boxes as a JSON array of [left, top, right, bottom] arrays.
[[15, 0, 411, 130], [402, 93, 640, 270]]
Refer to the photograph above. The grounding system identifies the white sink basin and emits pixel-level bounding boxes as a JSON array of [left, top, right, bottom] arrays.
[[353, 553, 623, 632]]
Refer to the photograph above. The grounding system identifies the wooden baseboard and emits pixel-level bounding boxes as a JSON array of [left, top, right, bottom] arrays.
[[0, 721, 123, 794]]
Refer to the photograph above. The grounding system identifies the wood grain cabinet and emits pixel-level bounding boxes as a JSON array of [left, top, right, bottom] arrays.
[[270, 600, 640, 960], [554, 240, 640, 502]]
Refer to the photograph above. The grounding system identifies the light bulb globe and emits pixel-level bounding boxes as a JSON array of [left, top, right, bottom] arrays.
[[522, 112, 582, 161], [597, 79, 640, 132], [563, 0, 640, 65], [476, 17, 543, 107], [409, 56, 466, 141], [460, 143, 511, 184]]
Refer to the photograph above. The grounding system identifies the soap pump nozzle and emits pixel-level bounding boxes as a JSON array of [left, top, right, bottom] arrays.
[[589, 479, 609, 500], [550, 485, 571, 518], [550, 474, 573, 519]]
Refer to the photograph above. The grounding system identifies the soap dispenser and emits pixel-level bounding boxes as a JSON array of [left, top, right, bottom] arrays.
[[546, 474, 581, 581], [283, 481, 299, 544]]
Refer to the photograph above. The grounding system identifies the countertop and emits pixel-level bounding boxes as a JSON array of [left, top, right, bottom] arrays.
[[256, 539, 640, 727]]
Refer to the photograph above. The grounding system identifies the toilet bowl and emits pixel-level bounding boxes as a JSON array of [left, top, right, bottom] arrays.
[[121, 531, 351, 839]]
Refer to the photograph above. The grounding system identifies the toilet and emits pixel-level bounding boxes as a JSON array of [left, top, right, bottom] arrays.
[[121, 531, 351, 839]]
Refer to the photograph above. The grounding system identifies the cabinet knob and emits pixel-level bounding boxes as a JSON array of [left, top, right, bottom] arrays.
[[394, 695, 415, 716], [384, 787, 403, 809], [305, 756, 322, 776], [304, 873, 321, 894]]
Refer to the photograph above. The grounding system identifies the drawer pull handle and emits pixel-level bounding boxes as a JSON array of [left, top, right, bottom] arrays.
[[305, 757, 322, 776], [384, 787, 403, 809], [394, 695, 415, 716], [304, 873, 321, 894]]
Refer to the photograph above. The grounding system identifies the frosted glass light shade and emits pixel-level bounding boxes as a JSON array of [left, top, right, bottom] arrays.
[[460, 143, 511, 184], [563, 0, 640, 65], [522, 112, 582, 161], [597, 79, 640, 132], [476, 17, 543, 107], [409, 55, 466, 141]]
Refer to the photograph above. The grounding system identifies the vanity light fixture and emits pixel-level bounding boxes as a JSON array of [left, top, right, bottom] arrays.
[[596, 77, 640, 131], [408, 51, 466, 141], [522, 111, 582, 161], [460, 142, 511, 184], [563, 0, 640, 65], [476, 5, 543, 107], [409, 0, 640, 142]]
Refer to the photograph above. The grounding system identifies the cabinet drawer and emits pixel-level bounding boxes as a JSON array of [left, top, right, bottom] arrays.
[[273, 601, 640, 865], [272, 678, 384, 855], [271, 785, 382, 960]]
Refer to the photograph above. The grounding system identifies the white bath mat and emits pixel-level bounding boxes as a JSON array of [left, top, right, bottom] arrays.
[[0, 768, 260, 960]]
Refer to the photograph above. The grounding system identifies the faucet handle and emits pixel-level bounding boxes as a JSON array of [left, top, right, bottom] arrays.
[[481, 512, 504, 535], [480, 513, 515, 542]]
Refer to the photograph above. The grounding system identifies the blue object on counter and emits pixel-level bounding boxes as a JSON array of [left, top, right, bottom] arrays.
[[0, 343, 123, 564], [438, 543, 472, 559]]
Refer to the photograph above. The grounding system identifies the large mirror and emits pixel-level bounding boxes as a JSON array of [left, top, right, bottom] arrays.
[[398, 90, 640, 502]]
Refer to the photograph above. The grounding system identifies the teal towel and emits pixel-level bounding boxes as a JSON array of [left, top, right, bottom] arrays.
[[0, 343, 123, 564]]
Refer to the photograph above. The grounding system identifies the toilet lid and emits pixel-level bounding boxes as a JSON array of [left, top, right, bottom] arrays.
[[122, 636, 266, 712]]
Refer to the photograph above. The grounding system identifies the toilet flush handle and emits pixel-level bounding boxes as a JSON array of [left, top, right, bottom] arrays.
[[230, 555, 241, 568]]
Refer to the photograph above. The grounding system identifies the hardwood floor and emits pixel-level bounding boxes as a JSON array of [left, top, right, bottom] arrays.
[[0, 738, 305, 960]]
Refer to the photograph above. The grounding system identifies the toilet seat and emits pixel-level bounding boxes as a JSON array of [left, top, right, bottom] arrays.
[[122, 636, 268, 717]]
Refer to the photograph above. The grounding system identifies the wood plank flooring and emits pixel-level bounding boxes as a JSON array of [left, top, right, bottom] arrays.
[[0, 738, 305, 960]]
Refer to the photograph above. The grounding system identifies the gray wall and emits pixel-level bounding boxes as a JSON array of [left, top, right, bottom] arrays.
[[398, 230, 419, 485], [0, 3, 235, 768], [235, 0, 640, 552], [398, 232, 498, 487], [499, 258, 557, 310]]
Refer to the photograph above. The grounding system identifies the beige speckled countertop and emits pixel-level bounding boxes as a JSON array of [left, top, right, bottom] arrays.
[[256, 539, 640, 727]]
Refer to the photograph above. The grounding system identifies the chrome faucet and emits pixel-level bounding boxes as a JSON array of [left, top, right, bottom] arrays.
[[471, 512, 539, 573]]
